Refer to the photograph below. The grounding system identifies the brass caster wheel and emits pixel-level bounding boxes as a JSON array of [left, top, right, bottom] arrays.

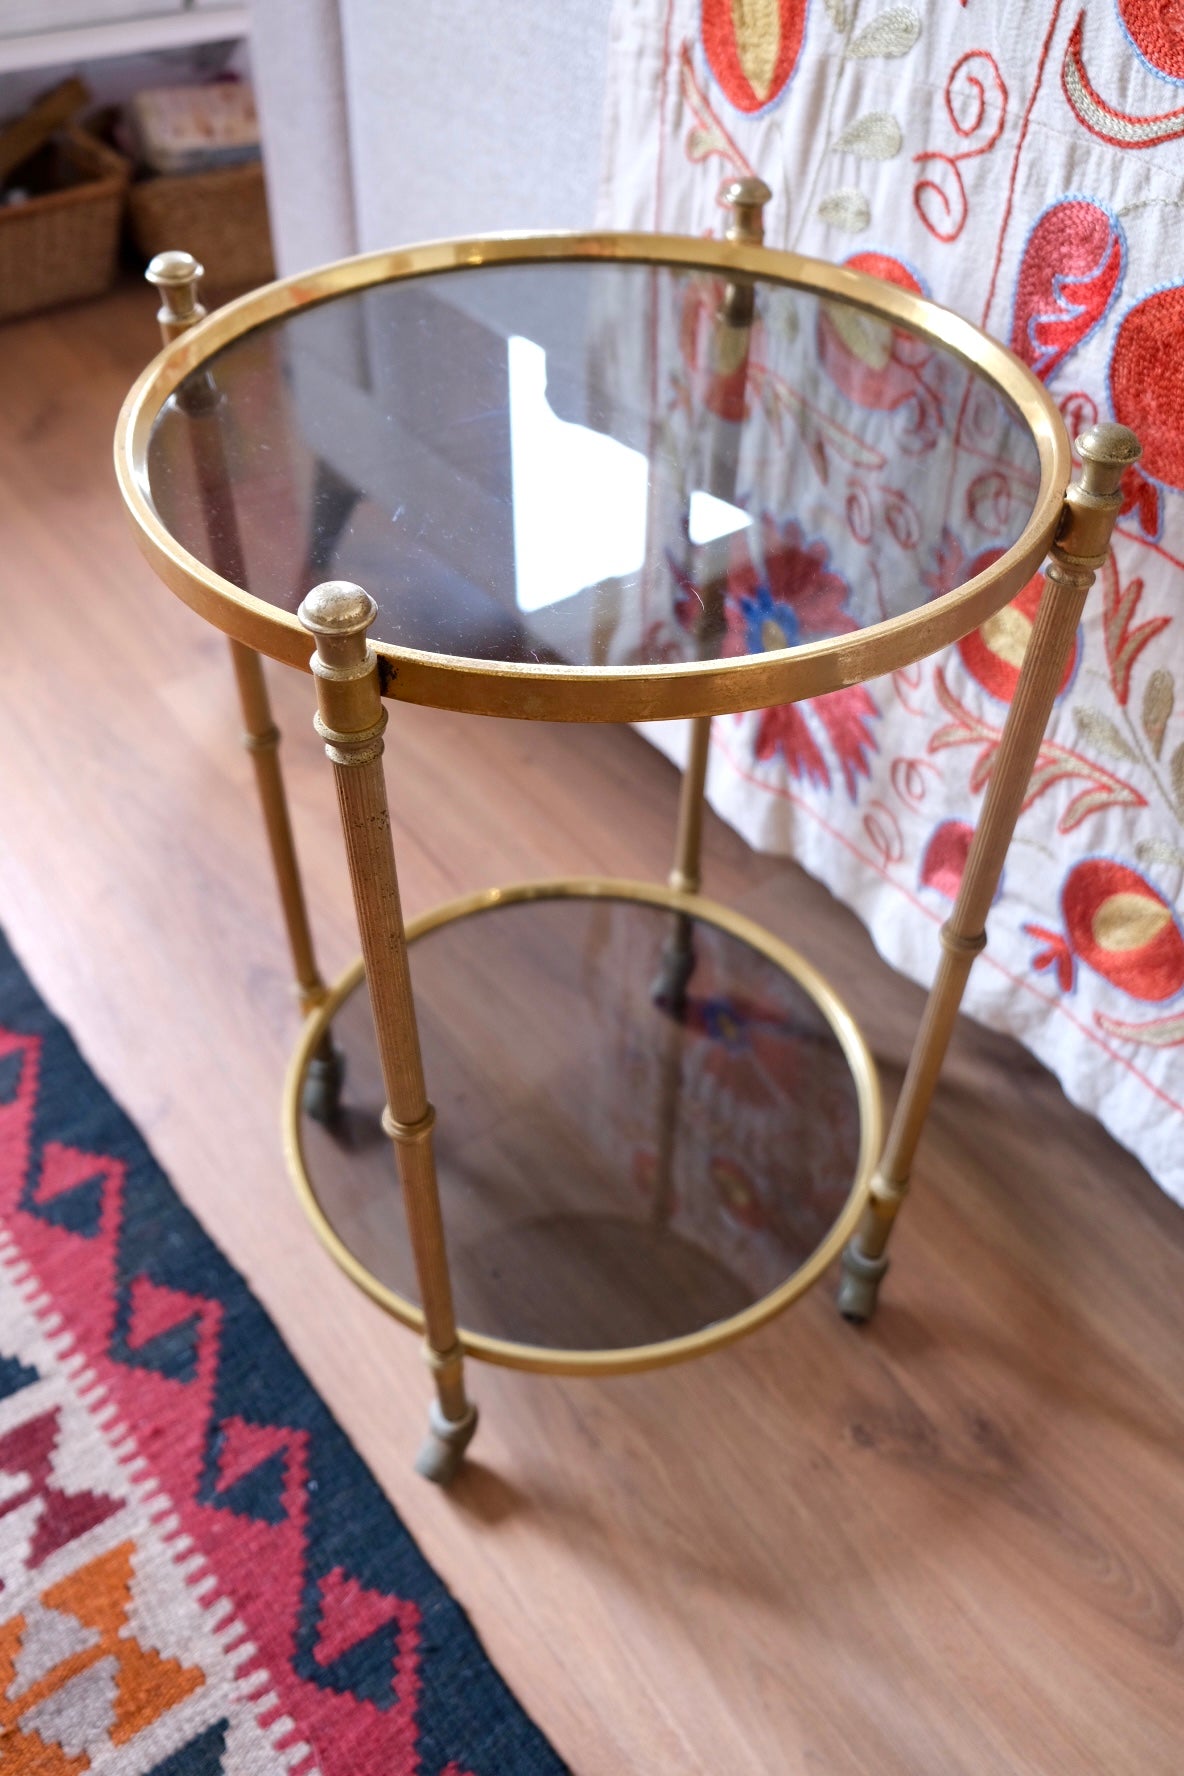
[[301, 1034, 345, 1125], [836, 1244, 889, 1324], [415, 1400, 479, 1485]]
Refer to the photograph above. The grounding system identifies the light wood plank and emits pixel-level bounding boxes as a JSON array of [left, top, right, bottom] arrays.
[[1, 284, 1181, 1775]]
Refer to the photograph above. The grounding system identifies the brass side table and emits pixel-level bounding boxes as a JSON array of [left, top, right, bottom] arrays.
[[114, 187, 1137, 1484]]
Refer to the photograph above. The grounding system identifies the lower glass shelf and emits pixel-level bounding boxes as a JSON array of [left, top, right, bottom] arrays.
[[284, 880, 881, 1374]]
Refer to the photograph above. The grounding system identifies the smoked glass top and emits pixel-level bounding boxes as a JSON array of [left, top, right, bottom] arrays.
[[146, 258, 1042, 674]]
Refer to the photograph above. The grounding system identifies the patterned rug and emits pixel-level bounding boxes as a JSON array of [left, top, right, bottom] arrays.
[[0, 930, 566, 1775]]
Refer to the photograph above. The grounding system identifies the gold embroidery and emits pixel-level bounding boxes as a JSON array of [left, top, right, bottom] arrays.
[[1092, 893, 1171, 954], [731, 0, 782, 104], [980, 604, 1032, 671], [821, 301, 892, 368]]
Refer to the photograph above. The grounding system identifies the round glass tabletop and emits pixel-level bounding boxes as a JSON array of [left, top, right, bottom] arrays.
[[289, 885, 879, 1370], [118, 235, 1069, 719]]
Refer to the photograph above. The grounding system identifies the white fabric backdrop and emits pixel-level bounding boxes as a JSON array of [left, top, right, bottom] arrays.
[[596, 0, 1184, 1203]]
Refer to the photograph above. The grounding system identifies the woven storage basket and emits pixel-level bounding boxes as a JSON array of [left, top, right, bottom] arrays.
[[127, 159, 275, 291], [0, 128, 128, 322]]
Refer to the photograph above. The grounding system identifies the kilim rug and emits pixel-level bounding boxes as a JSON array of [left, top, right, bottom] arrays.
[[0, 929, 567, 1776]]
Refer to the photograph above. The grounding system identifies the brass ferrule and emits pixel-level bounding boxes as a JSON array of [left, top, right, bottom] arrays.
[[1042, 559, 1099, 599], [1051, 483, 1124, 566], [870, 1171, 909, 1209], [312, 711, 387, 769], [423, 1340, 464, 1378], [382, 1104, 437, 1145], [243, 723, 280, 755], [940, 924, 988, 958], [308, 636, 372, 678], [312, 684, 387, 744]]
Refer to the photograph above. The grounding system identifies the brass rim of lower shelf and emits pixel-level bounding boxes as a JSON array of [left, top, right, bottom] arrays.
[[282, 877, 883, 1377]]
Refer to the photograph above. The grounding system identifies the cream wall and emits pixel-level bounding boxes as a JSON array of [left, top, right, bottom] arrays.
[[249, 0, 613, 273]]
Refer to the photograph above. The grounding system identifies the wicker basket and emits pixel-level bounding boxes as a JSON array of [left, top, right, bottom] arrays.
[[0, 128, 129, 323], [127, 158, 275, 292]]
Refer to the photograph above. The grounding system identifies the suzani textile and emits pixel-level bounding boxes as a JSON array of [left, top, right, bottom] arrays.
[[598, 0, 1184, 1202]]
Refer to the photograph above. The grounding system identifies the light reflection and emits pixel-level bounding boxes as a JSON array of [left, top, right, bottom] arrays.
[[507, 334, 749, 614]]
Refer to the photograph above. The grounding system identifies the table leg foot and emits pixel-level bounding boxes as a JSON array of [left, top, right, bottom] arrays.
[[415, 1399, 479, 1485], [301, 1032, 345, 1125], [836, 1243, 889, 1324]]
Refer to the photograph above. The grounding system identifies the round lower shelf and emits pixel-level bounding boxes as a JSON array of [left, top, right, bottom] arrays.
[[284, 879, 880, 1375]]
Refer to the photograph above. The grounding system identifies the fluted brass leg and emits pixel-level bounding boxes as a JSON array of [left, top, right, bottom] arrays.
[[656, 181, 773, 1224], [145, 251, 339, 1118], [650, 908, 696, 1224], [838, 422, 1142, 1322], [669, 717, 712, 896], [661, 713, 711, 1216], [299, 581, 476, 1482], [227, 636, 342, 1115], [225, 638, 322, 1007]]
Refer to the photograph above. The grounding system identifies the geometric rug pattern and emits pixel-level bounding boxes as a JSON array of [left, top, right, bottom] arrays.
[[0, 930, 567, 1774]]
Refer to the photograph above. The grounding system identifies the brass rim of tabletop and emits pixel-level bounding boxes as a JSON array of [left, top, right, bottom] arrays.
[[115, 231, 1071, 724], [282, 877, 883, 1377]]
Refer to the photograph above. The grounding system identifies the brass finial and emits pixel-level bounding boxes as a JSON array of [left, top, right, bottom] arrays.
[[1075, 422, 1141, 499], [146, 250, 207, 340], [719, 175, 773, 245], [299, 581, 378, 673], [299, 581, 377, 636]]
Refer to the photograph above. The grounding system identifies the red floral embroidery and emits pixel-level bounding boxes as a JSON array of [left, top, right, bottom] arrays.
[[1119, 0, 1184, 80], [863, 801, 905, 868], [956, 562, 1079, 704], [812, 687, 880, 797], [754, 686, 879, 798], [817, 302, 942, 450], [1063, 860, 1184, 1002], [1025, 925, 1076, 992], [844, 252, 924, 297], [752, 516, 853, 638], [930, 667, 1147, 831], [1101, 553, 1171, 705], [923, 526, 969, 599], [678, 41, 755, 175], [913, 51, 1009, 242], [1110, 283, 1184, 538], [701, 0, 808, 114], [1009, 199, 1125, 381], [671, 517, 857, 653], [754, 701, 829, 788], [669, 520, 876, 798], [1058, 389, 1099, 437], [920, 818, 976, 901], [1063, 11, 1184, 149]]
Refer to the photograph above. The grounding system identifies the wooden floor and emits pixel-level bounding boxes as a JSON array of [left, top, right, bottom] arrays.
[[3, 284, 1183, 1775]]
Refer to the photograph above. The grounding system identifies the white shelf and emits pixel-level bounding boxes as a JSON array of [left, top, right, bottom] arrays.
[[0, 7, 249, 75]]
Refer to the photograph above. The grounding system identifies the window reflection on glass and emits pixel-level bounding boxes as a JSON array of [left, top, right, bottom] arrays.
[[507, 334, 749, 614]]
